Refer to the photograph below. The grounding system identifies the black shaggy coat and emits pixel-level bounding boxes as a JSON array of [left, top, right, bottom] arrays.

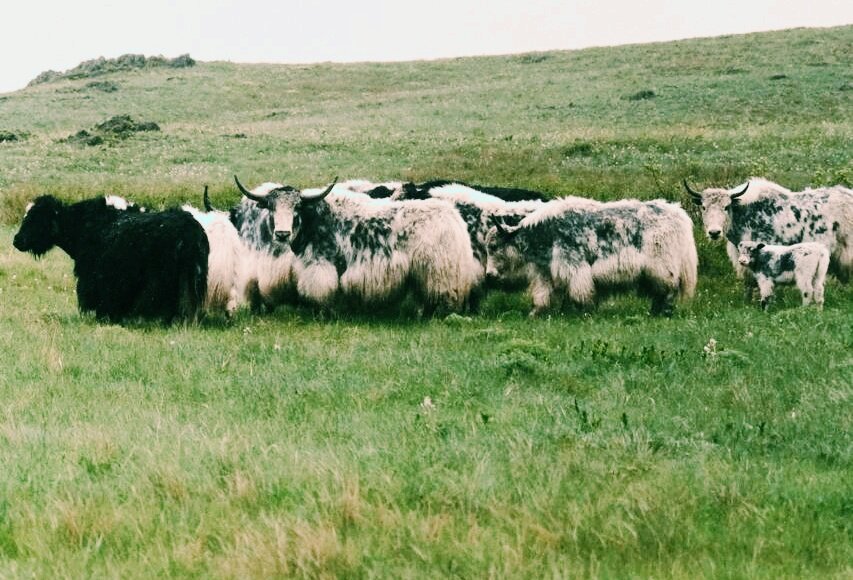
[[13, 195, 209, 323]]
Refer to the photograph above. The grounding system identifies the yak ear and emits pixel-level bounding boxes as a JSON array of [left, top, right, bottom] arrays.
[[755, 242, 765, 251]]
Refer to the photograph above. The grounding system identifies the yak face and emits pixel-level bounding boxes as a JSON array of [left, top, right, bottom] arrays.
[[484, 218, 523, 280], [13, 195, 63, 257], [233, 176, 336, 248], [737, 241, 765, 267], [685, 181, 749, 241], [695, 189, 735, 240], [262, 187, 301, 244]]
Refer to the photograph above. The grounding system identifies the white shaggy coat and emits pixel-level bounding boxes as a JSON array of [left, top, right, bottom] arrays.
[[737, 241, 830, 309], [421, 185, 544, 285], [692, 178, 852, 281], [183, 205, 254, 315], [292, 196, 480, 312], [489, 197, 698, 316]]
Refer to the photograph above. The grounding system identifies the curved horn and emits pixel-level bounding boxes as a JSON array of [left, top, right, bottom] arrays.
[[234, 175, 266, 203], [491, 216, 509, 236], [300, 177, 339, 202], [730, 181, 749, 199], [203, 185, 214, 212], [490, 216, 520, 238], [682, 179, 702, 199]]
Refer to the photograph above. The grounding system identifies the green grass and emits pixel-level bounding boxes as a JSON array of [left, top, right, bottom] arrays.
[[0, 26, 852, 578]]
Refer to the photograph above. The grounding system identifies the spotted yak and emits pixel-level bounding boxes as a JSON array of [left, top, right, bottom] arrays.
[[737, 241, 830, 310], [236, 177, 479, 314], [487, 197, 698, 316], [396, 182, 544, 290], [685, 179, 853, 282]]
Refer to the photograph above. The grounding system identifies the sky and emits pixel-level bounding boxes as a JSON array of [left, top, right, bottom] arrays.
[[2, 0, 851, 94]]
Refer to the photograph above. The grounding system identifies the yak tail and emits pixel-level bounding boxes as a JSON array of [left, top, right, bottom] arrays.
[[678, 215, 699, 301], [178, 236, 210, 322]]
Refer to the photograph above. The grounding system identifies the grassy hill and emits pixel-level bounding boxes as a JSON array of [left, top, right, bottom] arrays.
[[1, 26, 850, 214], [0, 26, 851, 578]]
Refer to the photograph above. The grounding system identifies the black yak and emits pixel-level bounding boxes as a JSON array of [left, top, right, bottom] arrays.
[[13, 195, 209, 323]]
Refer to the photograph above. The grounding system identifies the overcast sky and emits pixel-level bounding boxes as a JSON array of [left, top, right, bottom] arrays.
[[2, 0, 851, 94]]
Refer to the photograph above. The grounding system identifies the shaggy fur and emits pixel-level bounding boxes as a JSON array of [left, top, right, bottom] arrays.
[[13, 195, 208, 323], [397, 181, 544, 288], [225, 182, 299, 311], [688, 178, 852, 281], [183, 203, 254, 316], [410, 180, 550, 202], [488, 197, 698, 316], [224, 179, 385, 311], [250, 183, 479, 312], [738, 241, 830, 310]]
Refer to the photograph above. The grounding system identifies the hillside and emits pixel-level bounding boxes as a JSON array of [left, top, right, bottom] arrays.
[[0, 25, 850, 217], [0, 27, 851, 578]]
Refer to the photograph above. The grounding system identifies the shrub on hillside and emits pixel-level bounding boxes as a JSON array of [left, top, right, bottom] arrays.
[[0, 131, 26, 143], [29, 54, 195, 86], [85, 80, 119, 92], [60, 115, 160, 146], [627, 89, 656, 101]]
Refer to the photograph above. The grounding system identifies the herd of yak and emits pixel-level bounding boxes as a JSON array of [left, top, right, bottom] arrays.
[[11, 175, 853, 323]]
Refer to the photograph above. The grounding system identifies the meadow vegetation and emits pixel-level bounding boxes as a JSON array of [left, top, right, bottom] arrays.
[[0, 26, 850, 577]]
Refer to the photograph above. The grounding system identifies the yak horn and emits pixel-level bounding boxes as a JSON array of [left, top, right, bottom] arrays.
[[682, 179, 702, 199], [234, 175, 266, 202], [730, 182, 749, 199], [491, 217, 520, 238], [203, 185, 214, 212], [300, 177, 339, 202]]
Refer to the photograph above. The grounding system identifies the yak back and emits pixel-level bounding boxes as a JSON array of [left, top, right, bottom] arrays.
[[74, 208, 209, 322]]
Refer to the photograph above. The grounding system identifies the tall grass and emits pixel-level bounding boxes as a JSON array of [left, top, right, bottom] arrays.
[[0, 26, 851, 578]]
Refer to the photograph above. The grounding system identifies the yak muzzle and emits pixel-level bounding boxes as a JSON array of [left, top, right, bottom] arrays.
[[274, 231, 291, 243]]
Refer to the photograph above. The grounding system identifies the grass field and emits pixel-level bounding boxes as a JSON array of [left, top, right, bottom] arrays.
[[0, 25, 851, 578]]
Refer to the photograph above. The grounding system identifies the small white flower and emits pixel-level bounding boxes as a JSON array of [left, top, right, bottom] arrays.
[[273, 343, 282, 351], [790, 411, 797, 419], [169, 340, 176, 346], [242, 327, 251, 335], [703, 338, 718, 357], [420, 397, 435, 411]]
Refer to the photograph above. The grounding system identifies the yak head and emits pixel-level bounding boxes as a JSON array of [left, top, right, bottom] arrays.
[[485, 216, 524, 281], [737, 241, 765, 268], [683, 180, 749, 241], [234, 176, 337, 245], [13, 195, 63, 257]]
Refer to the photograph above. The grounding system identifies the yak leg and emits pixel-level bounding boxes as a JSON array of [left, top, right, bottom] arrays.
[[756, 276, 775, 311], [528, 272, 555, 317], [812, 275, 826, 309], [297, 260, 339, 305], [650, 287, 678, 317], [742, 271, 757, 302], [795, 270, 814, 307]]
